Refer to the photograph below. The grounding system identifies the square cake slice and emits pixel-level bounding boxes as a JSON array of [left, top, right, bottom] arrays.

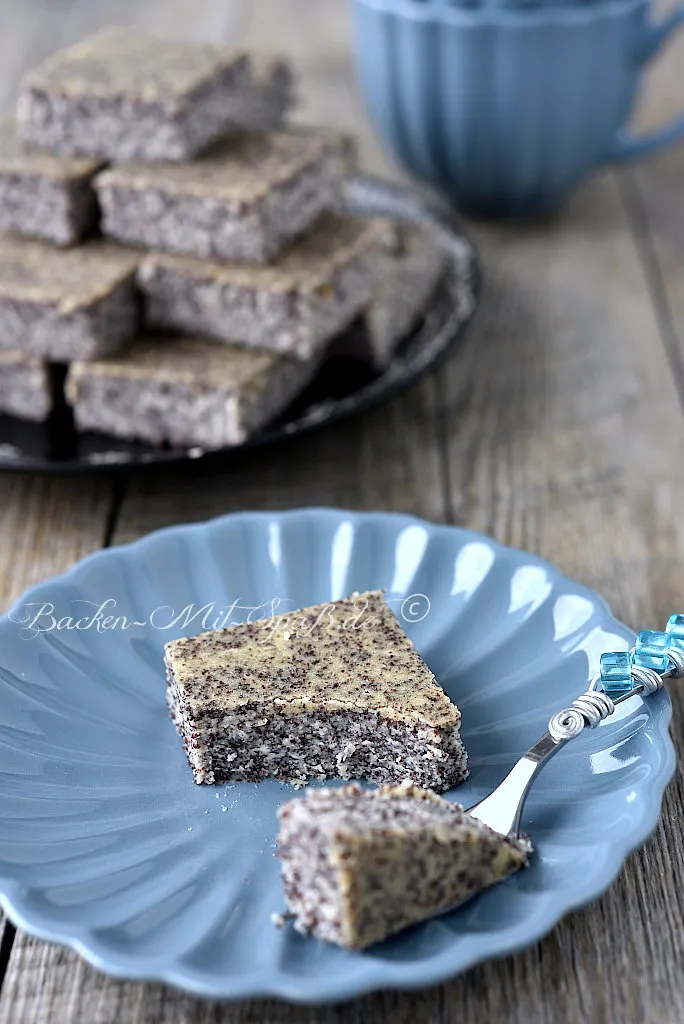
[[277, 782, 530, 949], [0, 120, 102, 246], [139, 214, 392, 360], [17, 27, 250, 162], [0, 237, 139, 360], [66, 334, 319, 449], [165, 591, 468, 789], [0, 351, 52, 421], [95, 129, 354, 263]]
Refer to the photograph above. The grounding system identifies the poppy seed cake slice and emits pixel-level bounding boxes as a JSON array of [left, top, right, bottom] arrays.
[[277, 782, 530, 949], [164, 590, 468, 789], [96, 128, 354, 264], [66, 333, 320, 449], [0, 120, 102, 246], [139, 214, 393, 360], [0, 237, 139, 360], [17, 27, 251, 163]]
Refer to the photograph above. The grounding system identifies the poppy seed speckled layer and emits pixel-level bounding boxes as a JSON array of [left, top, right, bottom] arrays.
[[277, 782, 531, 949], [165, 591, 468, 788]]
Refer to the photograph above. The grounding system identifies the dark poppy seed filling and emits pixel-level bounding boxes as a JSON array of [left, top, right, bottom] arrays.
[[164, 590, 468, 790]]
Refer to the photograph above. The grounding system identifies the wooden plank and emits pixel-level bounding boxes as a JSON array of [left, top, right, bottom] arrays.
[[112, 384, 448, 543], [603, 32, 684, 1020], [0, 477, 113, 610], [618, 49, 684, 1024]]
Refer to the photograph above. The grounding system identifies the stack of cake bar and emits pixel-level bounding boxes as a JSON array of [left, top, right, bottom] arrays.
[[0, 27, 445, 450]]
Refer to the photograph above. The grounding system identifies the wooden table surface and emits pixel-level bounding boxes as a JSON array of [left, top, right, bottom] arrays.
[[2, 1, 684, 1021]]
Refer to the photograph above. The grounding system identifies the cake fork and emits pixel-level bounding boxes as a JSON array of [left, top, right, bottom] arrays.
[[466, 622, 684, 837]]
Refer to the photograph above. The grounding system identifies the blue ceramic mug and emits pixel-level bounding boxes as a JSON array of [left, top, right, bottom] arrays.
[[353, 0, 684, 216]]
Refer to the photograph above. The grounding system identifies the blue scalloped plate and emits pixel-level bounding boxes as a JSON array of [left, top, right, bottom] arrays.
[[0, 509, 675, 1002]]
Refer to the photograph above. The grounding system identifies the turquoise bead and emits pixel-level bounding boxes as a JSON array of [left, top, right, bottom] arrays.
[[599, 651, 633, 696], [666, 614, 684, 649], [634, 630, 670, 674]]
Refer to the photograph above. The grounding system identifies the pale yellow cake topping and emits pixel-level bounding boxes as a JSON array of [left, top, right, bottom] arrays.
[[165, 590, 461, 728]]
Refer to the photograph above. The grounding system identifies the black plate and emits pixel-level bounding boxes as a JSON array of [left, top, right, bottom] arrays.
[[0, 176, 481, 473]]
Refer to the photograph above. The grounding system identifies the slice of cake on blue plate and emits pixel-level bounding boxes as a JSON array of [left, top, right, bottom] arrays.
[[165, 590, 468, 789]]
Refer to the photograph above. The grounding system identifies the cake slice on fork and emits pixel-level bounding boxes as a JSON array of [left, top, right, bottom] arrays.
[[277, 782, 530, 949]]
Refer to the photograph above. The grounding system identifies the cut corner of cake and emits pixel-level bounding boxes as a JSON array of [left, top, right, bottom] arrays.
[[276, 781, 531, 950], [164, 589, 468, 790]]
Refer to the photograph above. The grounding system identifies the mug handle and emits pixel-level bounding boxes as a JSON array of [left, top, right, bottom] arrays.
[[604, 6, 684, 163]]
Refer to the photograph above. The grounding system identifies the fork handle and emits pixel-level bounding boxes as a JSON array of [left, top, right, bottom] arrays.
[[466, 642, 681, 837], [466, 732, 568, 836], [466, 679, 655, 835]]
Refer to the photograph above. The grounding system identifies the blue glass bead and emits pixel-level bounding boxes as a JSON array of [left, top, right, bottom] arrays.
[[666, 614, 684, 650], [634, 630, 670, 674], [599, 651, 633, 696]]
